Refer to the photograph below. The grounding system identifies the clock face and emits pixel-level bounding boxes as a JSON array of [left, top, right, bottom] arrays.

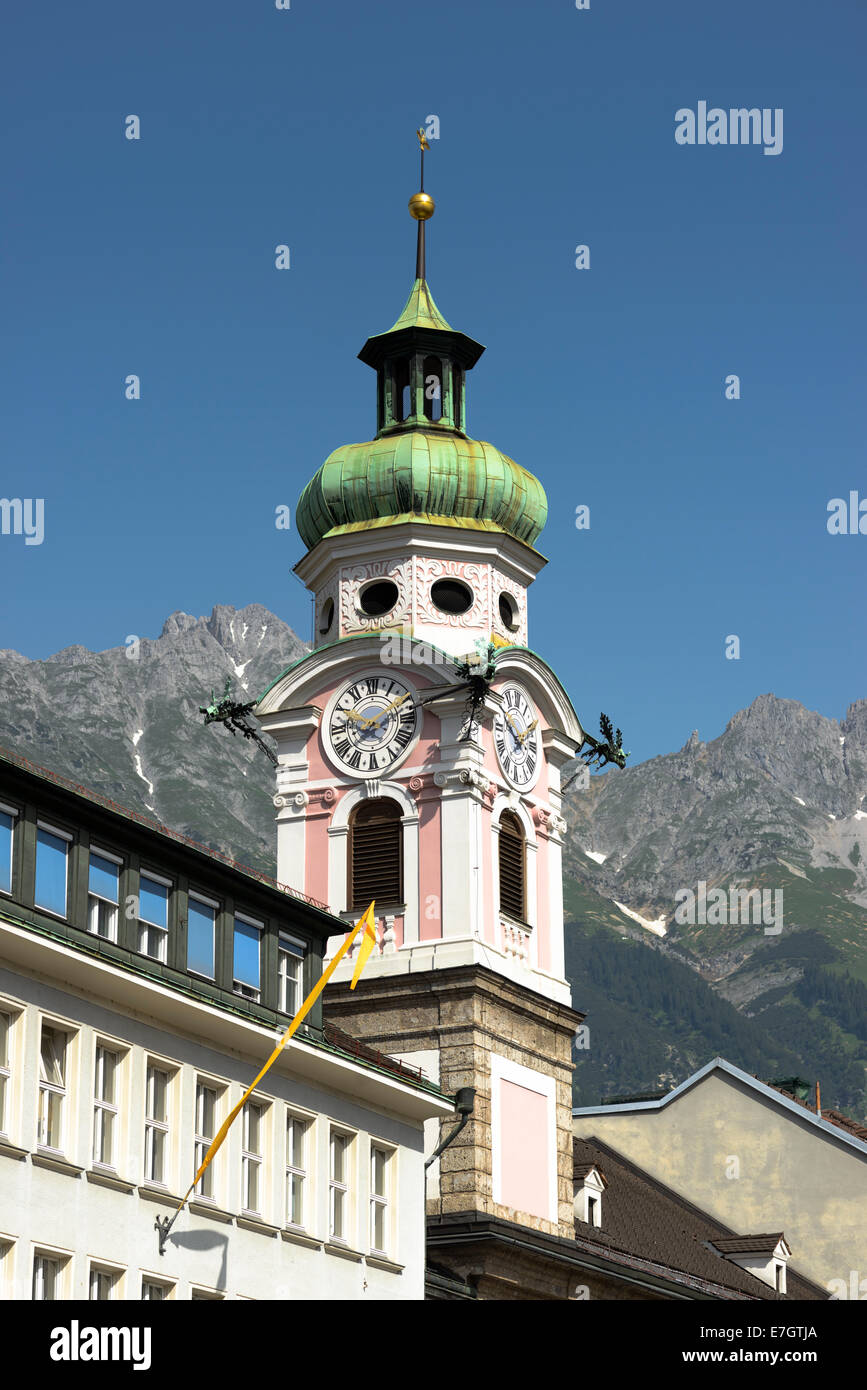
[[493, 685, 541, 790], [324, 672, 420, 777]]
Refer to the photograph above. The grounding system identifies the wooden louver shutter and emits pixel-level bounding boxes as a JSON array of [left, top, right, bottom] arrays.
[[498, 811, 525, 920], [350, 799, 403, 909]]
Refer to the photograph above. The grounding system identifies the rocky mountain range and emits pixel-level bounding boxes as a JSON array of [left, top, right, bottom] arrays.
[[1, 604, 865, 1113]]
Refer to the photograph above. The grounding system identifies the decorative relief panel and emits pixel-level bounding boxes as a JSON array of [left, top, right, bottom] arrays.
[[415, 556, 490, 630], [339, 557, 411, 635]]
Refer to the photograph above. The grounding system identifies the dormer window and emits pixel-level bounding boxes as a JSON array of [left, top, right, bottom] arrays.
[[711, 1234, 791, 1292], [574, 1163, 606, 1228]]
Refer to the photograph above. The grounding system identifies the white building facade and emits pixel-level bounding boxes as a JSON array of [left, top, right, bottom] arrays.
[[0, 751, 453, 1300]]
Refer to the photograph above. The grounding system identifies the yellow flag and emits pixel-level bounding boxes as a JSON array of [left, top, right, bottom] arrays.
[[175, 901, 376, 1216], [350, 911, 378, 990]]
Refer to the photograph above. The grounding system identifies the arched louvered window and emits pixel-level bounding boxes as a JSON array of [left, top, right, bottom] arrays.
[[349, 799, 403, 910], [498, 810, 525, 921]]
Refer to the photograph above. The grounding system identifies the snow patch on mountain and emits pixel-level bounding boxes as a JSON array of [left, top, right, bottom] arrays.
[[613, 900, 668, 938]]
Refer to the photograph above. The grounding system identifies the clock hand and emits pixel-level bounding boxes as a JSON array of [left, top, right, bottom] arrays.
[[518, 718, 538, 744], [363, 691, 410, 729]]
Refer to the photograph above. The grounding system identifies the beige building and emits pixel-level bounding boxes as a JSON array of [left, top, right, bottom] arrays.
[[572, 1058, 867, 1293]]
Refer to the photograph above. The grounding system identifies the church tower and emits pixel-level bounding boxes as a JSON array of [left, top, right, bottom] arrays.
[[257, 142, 590, 1291]]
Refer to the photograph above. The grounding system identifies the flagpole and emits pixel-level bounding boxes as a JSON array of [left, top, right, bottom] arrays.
[[156, 903, 376, 1255]]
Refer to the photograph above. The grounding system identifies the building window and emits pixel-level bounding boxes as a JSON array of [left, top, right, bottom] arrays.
[[233, 916, 262, 1000], [370, 1145, 390, 1253], [498, 811, 525, 921], [144, 1063, 170, 1185], [0, 804, 16, 894], [87, 849, 121, 940], [32, 1253, 63, 1300], [0, 1012, 10, 1135], [138, 874, 170, 961], [278, 936, 304, 1016], [92, 1044, 119, 1168], [38, 1023, 67, 1150], [775, 1263, 786, 1293], [142, 1278, 173, 1300], [194, 1081, 217, 1200], [329, 1131, 351, 1242], [35, 825, 71, 918], [349, 799, 403, 910], [285, 1113, 309, 1228], [187, 896, 217, 979], [89, 1266, 120, 1300], [241, 1102, 264, 1214]]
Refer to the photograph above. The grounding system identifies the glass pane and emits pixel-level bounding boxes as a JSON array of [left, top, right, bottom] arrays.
[[149, 1127, 165, 1184], [197, 1085, 215, 1138], [40, 1027, 65, 1086], [35, 829, 68, 916], [88, 895, 117, 938], [286, 1117, 304, 1167], [147, 1067, 166, 1122], [143, 1282, 165, 1301], [89, 853, 119, 903], [139, 877, 169, 928], [140, 922, 167, 961], [245, 1104, 260, 1154], [331, 1186, 343, 1239], [372, 1201, 385, 1251], [233, 919, 261, 989], [41, 1089, 63, 1148], [0, 811, 13, 894], [94, 1108, 114, 1165], [0, 1074, 6, 1132], [187, 900, 216, 977], [289, 1173, 303, 1226], [372, 1147, 386, 1197], [95, 1048, 115, 1103], [0, 1013, 7, 1067], [245, 1159, 259, 1212], [331, 1133, 345, 1182]]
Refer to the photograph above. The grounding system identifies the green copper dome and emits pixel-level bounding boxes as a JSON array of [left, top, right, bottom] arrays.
[[296, 431, 547, 550], [296, 264, 547, 553]]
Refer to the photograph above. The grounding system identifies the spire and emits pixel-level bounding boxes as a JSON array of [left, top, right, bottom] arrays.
[[356, 131, 484, 439], [410, 127, 434, 281]]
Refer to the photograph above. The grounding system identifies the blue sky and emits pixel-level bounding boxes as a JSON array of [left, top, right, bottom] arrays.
[[1, 0, 864, 764]]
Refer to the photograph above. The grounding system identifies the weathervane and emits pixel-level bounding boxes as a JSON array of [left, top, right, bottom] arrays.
[[198, 677, 277, 765]]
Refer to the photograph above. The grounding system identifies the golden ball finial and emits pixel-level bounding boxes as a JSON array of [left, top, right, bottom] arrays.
[[409, 191, 435, 221]]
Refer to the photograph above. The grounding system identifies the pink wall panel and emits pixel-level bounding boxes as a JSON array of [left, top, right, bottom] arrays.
[[498, 1078, 549, 1219]]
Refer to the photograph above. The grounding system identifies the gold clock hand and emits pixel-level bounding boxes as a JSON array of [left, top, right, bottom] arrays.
[[519, 718, 539, 744], [364, 691, 410, 729]]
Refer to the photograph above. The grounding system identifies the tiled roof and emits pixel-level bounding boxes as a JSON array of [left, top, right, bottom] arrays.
[[821, 1110, 867, 1142], [573, 1138, 825, 1301]]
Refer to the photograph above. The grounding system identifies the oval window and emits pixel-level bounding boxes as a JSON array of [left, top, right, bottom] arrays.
[[431, 578, 474, 615], [498, 592, 520, 632], [358, 579, 399, 617]]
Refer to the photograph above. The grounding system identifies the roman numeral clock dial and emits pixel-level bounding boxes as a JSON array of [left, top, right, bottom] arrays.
[[324, 673, 421, 778], [493, 685, 541, 791]]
